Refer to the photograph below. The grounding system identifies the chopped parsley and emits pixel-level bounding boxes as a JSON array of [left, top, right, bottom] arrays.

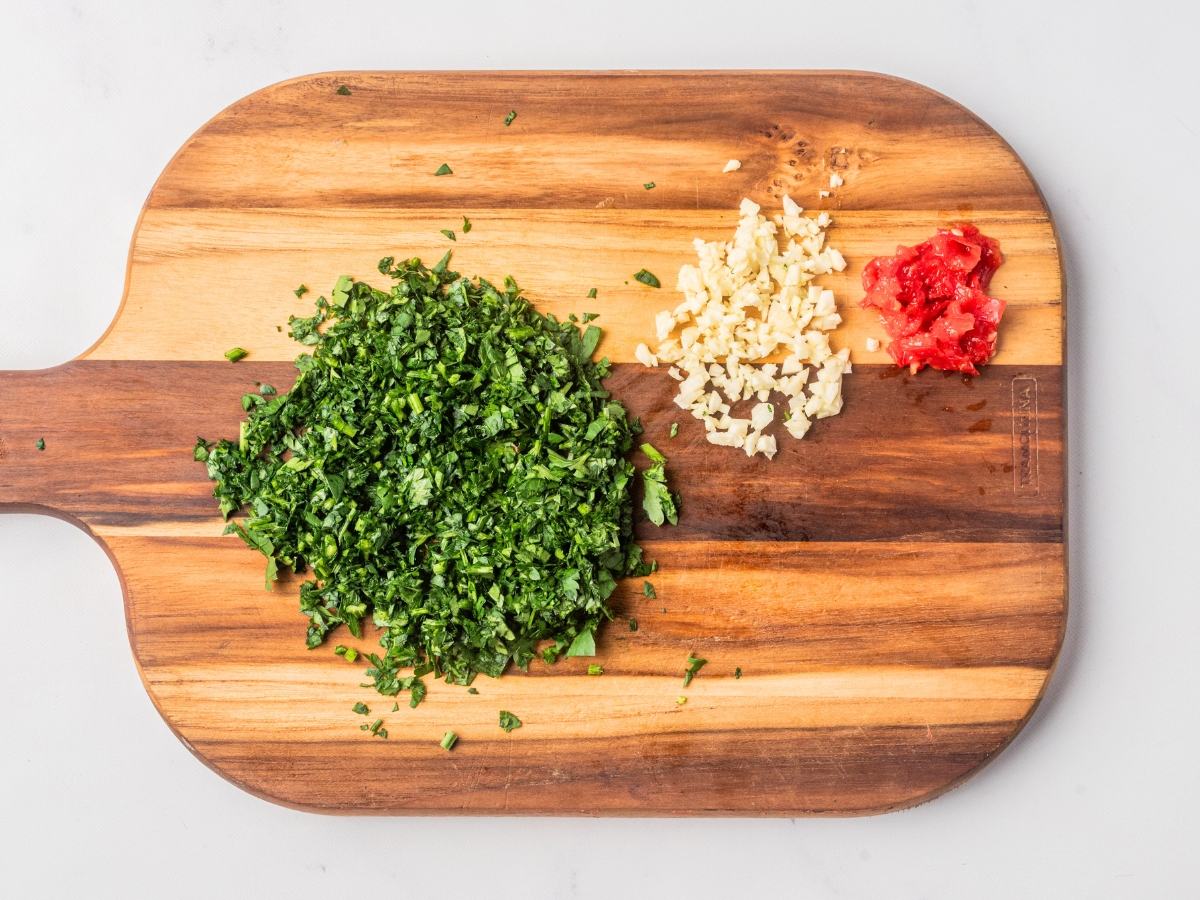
[[441, 229, 456, 241], [35, 438, 45, 451], [462, 216, 472, 233], [669, 423, 678, 438], [336, 85, 351, 96], [198, 258, 654, 695], [499, 710, 522, 732], [643, 182, 655, 190], [683, 654, 706, 687], [440, 730, 458, 750], [260, 384, 277, 396], [643, 581, 656, 598], [467, 687, 479, 695], [587, 288, 597, 299], [633, 269, 661, 288], [676, 696, 686, 705], [504, 110, 517, 126], [640, 444, 679, 526], [629, 618, 637, 632], [434, 163, 453, 176], [587, 664, 603, 675], [734, 667, 742, 679], [224, 347, 248, 363], [392, 703, 399, 712], [352, 702, 370, 715], [294, 285, 309, 298]]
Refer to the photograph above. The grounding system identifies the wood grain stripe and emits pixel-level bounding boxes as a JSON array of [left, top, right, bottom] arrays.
[[0, 361, 1061, 543], [88, 208, 1060, 364]]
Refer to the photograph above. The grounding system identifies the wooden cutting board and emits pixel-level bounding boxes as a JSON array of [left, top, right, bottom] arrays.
[[0, 71, 1065, 815]]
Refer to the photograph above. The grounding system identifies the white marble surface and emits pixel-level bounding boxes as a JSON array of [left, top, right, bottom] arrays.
[[1, 2, 1197, 897]]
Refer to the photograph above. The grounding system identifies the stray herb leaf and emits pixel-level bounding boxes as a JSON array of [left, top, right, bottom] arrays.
[[376, 727, 388, 738], [582, 313, 599, 323], [735, 667, 742, 678], [462, 216, 472, 233], [434, 163, 453, 176], [35, 438, 45, 451], [643, 182, 655, 190], [392, 703, 400, 712], [352, 702, 370, 715], [676, 696, 687, 705], [336, 85, 351, 96], [640, 443, 678, 526], [587, 288, 597, 299], [224, 347, 248, 363], [643, 581, 656, 599], [499, 710, 522, 732], [683, 654, 707, 687], [633, 269, 661, 288], [504, 110, 517, 126], [588, 664, 603, 675], [440, 731, 458, 750], [260, 384, 277, 396], [565, 630, 596, 658], [629, 618, 637, 632], [468, 687, 479, 694], [294, 285, 309, 299], [670, 423, 678, 438], [441, 229, 456, 241]]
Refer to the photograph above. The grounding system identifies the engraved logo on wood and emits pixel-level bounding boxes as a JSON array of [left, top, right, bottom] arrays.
[[1011, 376, 1039, 496]]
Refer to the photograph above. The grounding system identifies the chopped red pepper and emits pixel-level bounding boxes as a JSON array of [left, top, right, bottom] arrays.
[[859, 224, 1006, 375]]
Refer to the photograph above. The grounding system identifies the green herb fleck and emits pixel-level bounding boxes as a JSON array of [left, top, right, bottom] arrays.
[[683, 654, 707, 687], [640, 443, 679, 526], [504, 110, 517, 126], [336, 85, 351, 96], [462, 216, 472, 233], [334, 645, 347, 656], [294, 284, 309, 298], [468, 687, 479, 695], [260, 384, 276, 396], [441, 229, 456, 241], [224, 347, 248, 363], [633, 269, 661, 288], [643, 581, 656, 599], [587, 288, 597, 299], [352, 702, 370, 715], [643, 182, 655, 190], [376, 727, 388, 738], [734, 667, 742, 679], [35, 438, 46, 451], [670, 423, 678, 438], [565, 630, 596, 658], [344, 648, 359, 662], [588, 664, 603, 675], [582, 313, 599, 323], [392, 703, 400, 712], [499, 710, 522, 732], [434, 163, 453, 176], [676, 696, 687, 705], [629, 618, 638, 632], [408, 677, 427, 707], [440, 731, 458, 750], [369, 718, 383, 734]]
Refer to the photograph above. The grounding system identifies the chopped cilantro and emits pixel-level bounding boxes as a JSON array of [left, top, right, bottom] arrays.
[[197, 260, 650, 693], [643, 581, 656, 598], [336, 85, 351, 96], [629, 618, 637, 632], [587, 288, 597, 299], [588, 664, 603, 675], [440, 731, 458, 750], [468, 687, 479, 695], [392, 703, 400, 712], [633, 269, 661, 288], [683, 654, 707, 687], [462, 216, 472, 233], [434, 163, 453, 176], [260, 384, 277, 396], [441, 229, 456, 241], [352, 702, 370, 715], [735, 667, 742, 679], [504, 110, 517, 126], [640, 443, 679, 526], [643, 182, 655, 190], [676, 696, 687, 705], [334, 645, 347, 656], [35, 438, 45, 451], [294, 285, 309, 298], [670, 423, 678, 438], [224, 347, 248, 363], [376, 727, 388, 738], [499, 710, 522, 732]]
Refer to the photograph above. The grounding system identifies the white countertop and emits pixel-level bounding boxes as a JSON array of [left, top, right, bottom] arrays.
[[2, 2, 1197, 897]]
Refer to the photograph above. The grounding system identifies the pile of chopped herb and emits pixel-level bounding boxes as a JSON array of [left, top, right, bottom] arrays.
[[196, 254, 663, 699]]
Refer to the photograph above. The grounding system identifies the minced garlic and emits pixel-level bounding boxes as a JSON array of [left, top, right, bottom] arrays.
[[640, 196, 850, 458]]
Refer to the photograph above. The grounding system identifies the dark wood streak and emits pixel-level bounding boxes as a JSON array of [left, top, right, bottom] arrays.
[[0, 361, 1060, 543]]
